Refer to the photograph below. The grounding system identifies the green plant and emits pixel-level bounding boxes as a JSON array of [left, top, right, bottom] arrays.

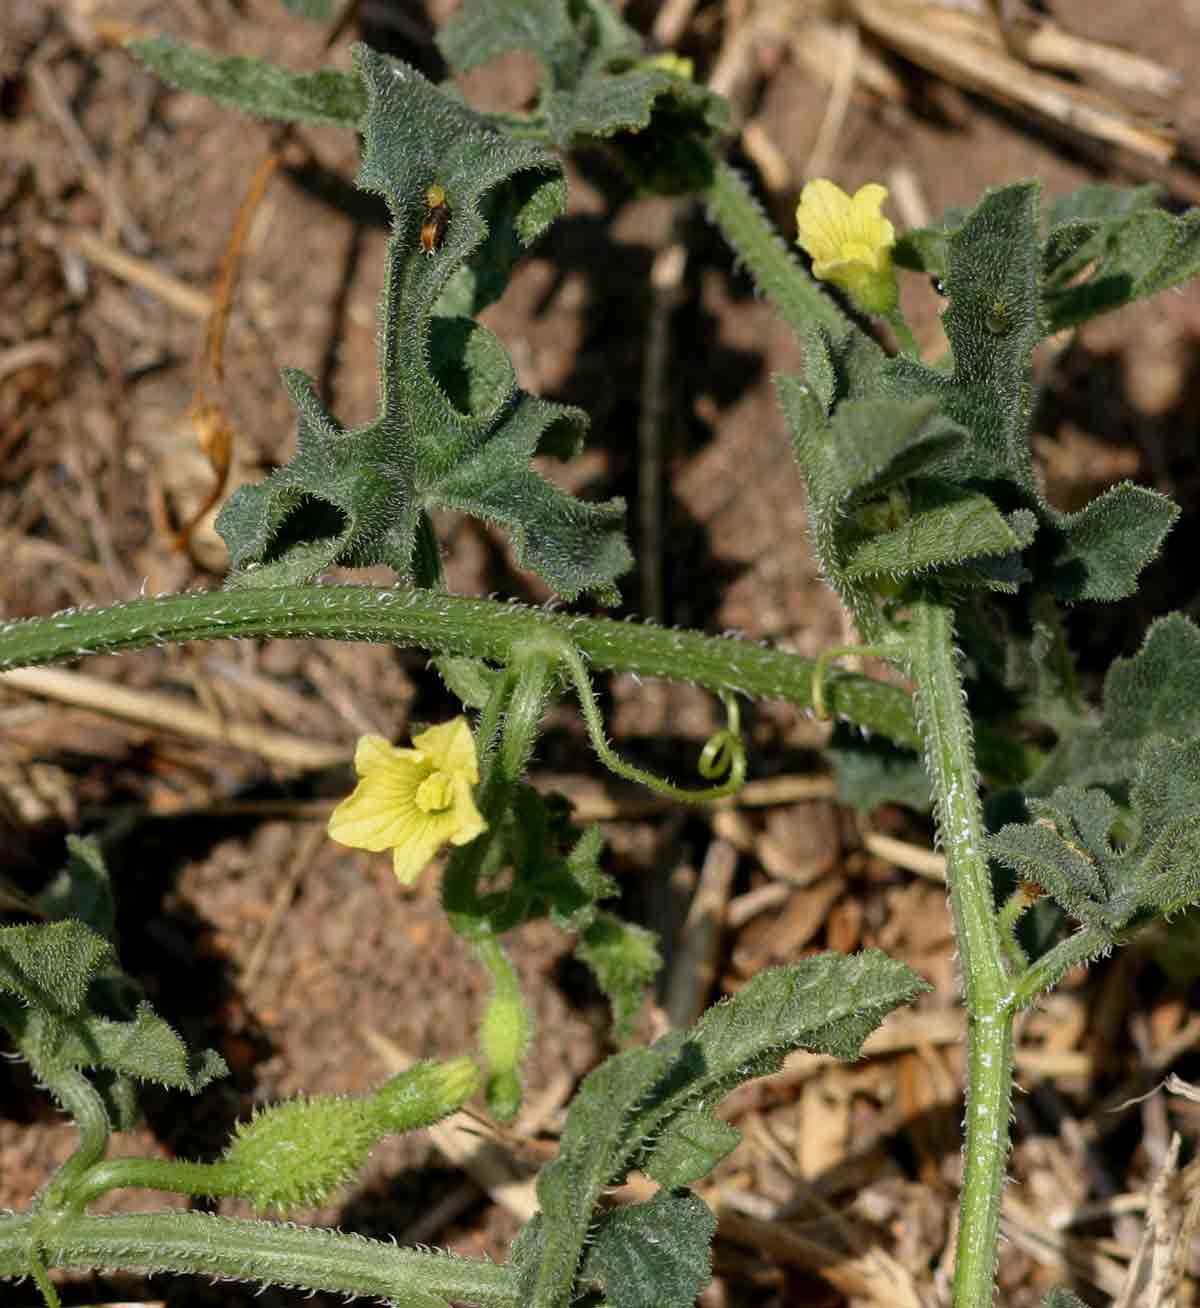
[[4, 3, 1200, 1307]]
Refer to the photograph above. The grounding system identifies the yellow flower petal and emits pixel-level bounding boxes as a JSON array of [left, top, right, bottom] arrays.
[[795, 178, 854, 267], [329, 717, 488, 883], [447, 776, 487, 846], [795, 178, 898, 316], [352, 733, 422, 777], [413, 718, 480, 783], [327, 758, 426, 852], [390, 815, 454, 884]]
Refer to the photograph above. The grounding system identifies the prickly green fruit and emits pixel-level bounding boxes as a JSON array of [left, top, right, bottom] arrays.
[[222, 1057, 480, 1211]]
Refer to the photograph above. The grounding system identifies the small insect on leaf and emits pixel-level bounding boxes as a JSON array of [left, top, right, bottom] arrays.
[[420, 183, 450, 256]]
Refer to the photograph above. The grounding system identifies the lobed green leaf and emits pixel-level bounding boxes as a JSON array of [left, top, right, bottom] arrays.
[[991, 615, 1200, 933], [45, 1001, 228, 1093], [799, 183, 1178, 614], [37, 835, 117, 943], [218, 48, 631, 601], [840, 482, 1035, 584], [576, 912, 662, 1041], [578, 1191, 717, 1308], [640, 1105, 742, 1190], [1027, 613, 1200, 797], [829, 726, 931, 815], [515, 954, 926, 1306], [1044, 196, 1200, 334], [439, 0, 727, 183], [0, 920, 111, 1018], [896, 180, 1200, 337], [0, 845, 226, 1101]]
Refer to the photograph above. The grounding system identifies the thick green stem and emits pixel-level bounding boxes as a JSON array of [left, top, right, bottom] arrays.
[[0, 587, 918, 749], [703, 160, 851, 340], [26, 1072, 110, 1306], [908, 601, 1013, 1308], [0, 1210, 514, 1305]]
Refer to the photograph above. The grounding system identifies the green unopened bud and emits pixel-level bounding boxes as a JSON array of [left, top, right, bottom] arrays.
[[485, 1068, 523, 1122], [365, 1055, 481, 1133], [476, 939, 530, 1122]]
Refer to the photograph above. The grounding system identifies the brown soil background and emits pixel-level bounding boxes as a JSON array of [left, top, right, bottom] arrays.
[[3, 2, 1200, 1305]]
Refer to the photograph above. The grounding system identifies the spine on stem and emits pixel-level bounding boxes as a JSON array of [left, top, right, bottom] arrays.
[[0, 588, 920, 748]]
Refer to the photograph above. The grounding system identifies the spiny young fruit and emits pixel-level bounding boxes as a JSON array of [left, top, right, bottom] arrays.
[[222, 1056, 480, 1212]]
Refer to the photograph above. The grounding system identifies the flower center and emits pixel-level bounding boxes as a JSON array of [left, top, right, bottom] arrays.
[[841, 241, 878, 268], [415, 770, 455, 814]]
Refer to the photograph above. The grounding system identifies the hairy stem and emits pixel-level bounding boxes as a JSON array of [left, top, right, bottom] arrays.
[[0, 1210, 514, 1306], [1012, 924, 1116, 1011], [35, 1071, 111, 1222], [0, 587, 918, 749], [908, 600, 1013, 1308], [703, 159, 851, 340], [62, 1157, 250, 1213]]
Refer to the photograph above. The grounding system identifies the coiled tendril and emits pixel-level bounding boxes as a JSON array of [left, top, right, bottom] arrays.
[[558, 642, 747, 804]]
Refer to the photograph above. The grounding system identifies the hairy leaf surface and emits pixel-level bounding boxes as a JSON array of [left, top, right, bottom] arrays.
[[217, 48, 631, 601], [991, 615, 1200, 933], [896, 181, 1200, 336], [439, 0, 727, 185], [0, 840, 225, 1108], [579, 1191, 716, 1308], [0, 919, 224, 1095], [131, 38, 364, 127], [786, 183, 1178, 628], [514, 953, 926, 1307]]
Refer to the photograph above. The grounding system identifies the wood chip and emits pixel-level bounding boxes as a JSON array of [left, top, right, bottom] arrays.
[[1, 665, 349, 770], [665, 837, 737, 1028], [850, 0, 1177, 164]]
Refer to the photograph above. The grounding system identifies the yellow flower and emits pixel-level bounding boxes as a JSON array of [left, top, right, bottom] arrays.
[[644, 52, 694, 81], [795, 178, 898, 315], [328, 718, 487, 884]]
